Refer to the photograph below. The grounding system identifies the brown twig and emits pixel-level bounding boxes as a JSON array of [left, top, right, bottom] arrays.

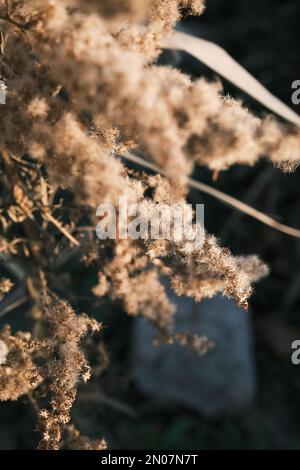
[[43, 212, 80, 247], [0, 238, 23, 253], [0, 295, 28, 317]]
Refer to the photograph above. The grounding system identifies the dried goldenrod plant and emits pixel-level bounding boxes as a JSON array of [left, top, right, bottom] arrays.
[[0, 0, 298, 449]]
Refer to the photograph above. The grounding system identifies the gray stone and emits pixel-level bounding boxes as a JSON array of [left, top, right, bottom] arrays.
[[132, 294, 256, 416]]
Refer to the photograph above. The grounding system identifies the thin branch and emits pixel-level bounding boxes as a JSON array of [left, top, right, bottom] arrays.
[[0, 14, 28, 31], [0, 238, 23, 253], [43, 212, 80, 247], [79, 391, 138, 419], [120, 152, 300, 239], [1, 149, 80, 247], [0, 295, 28, 317]]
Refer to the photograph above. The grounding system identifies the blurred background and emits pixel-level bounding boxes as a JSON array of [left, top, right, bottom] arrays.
[[1, 0, 300, 450]]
